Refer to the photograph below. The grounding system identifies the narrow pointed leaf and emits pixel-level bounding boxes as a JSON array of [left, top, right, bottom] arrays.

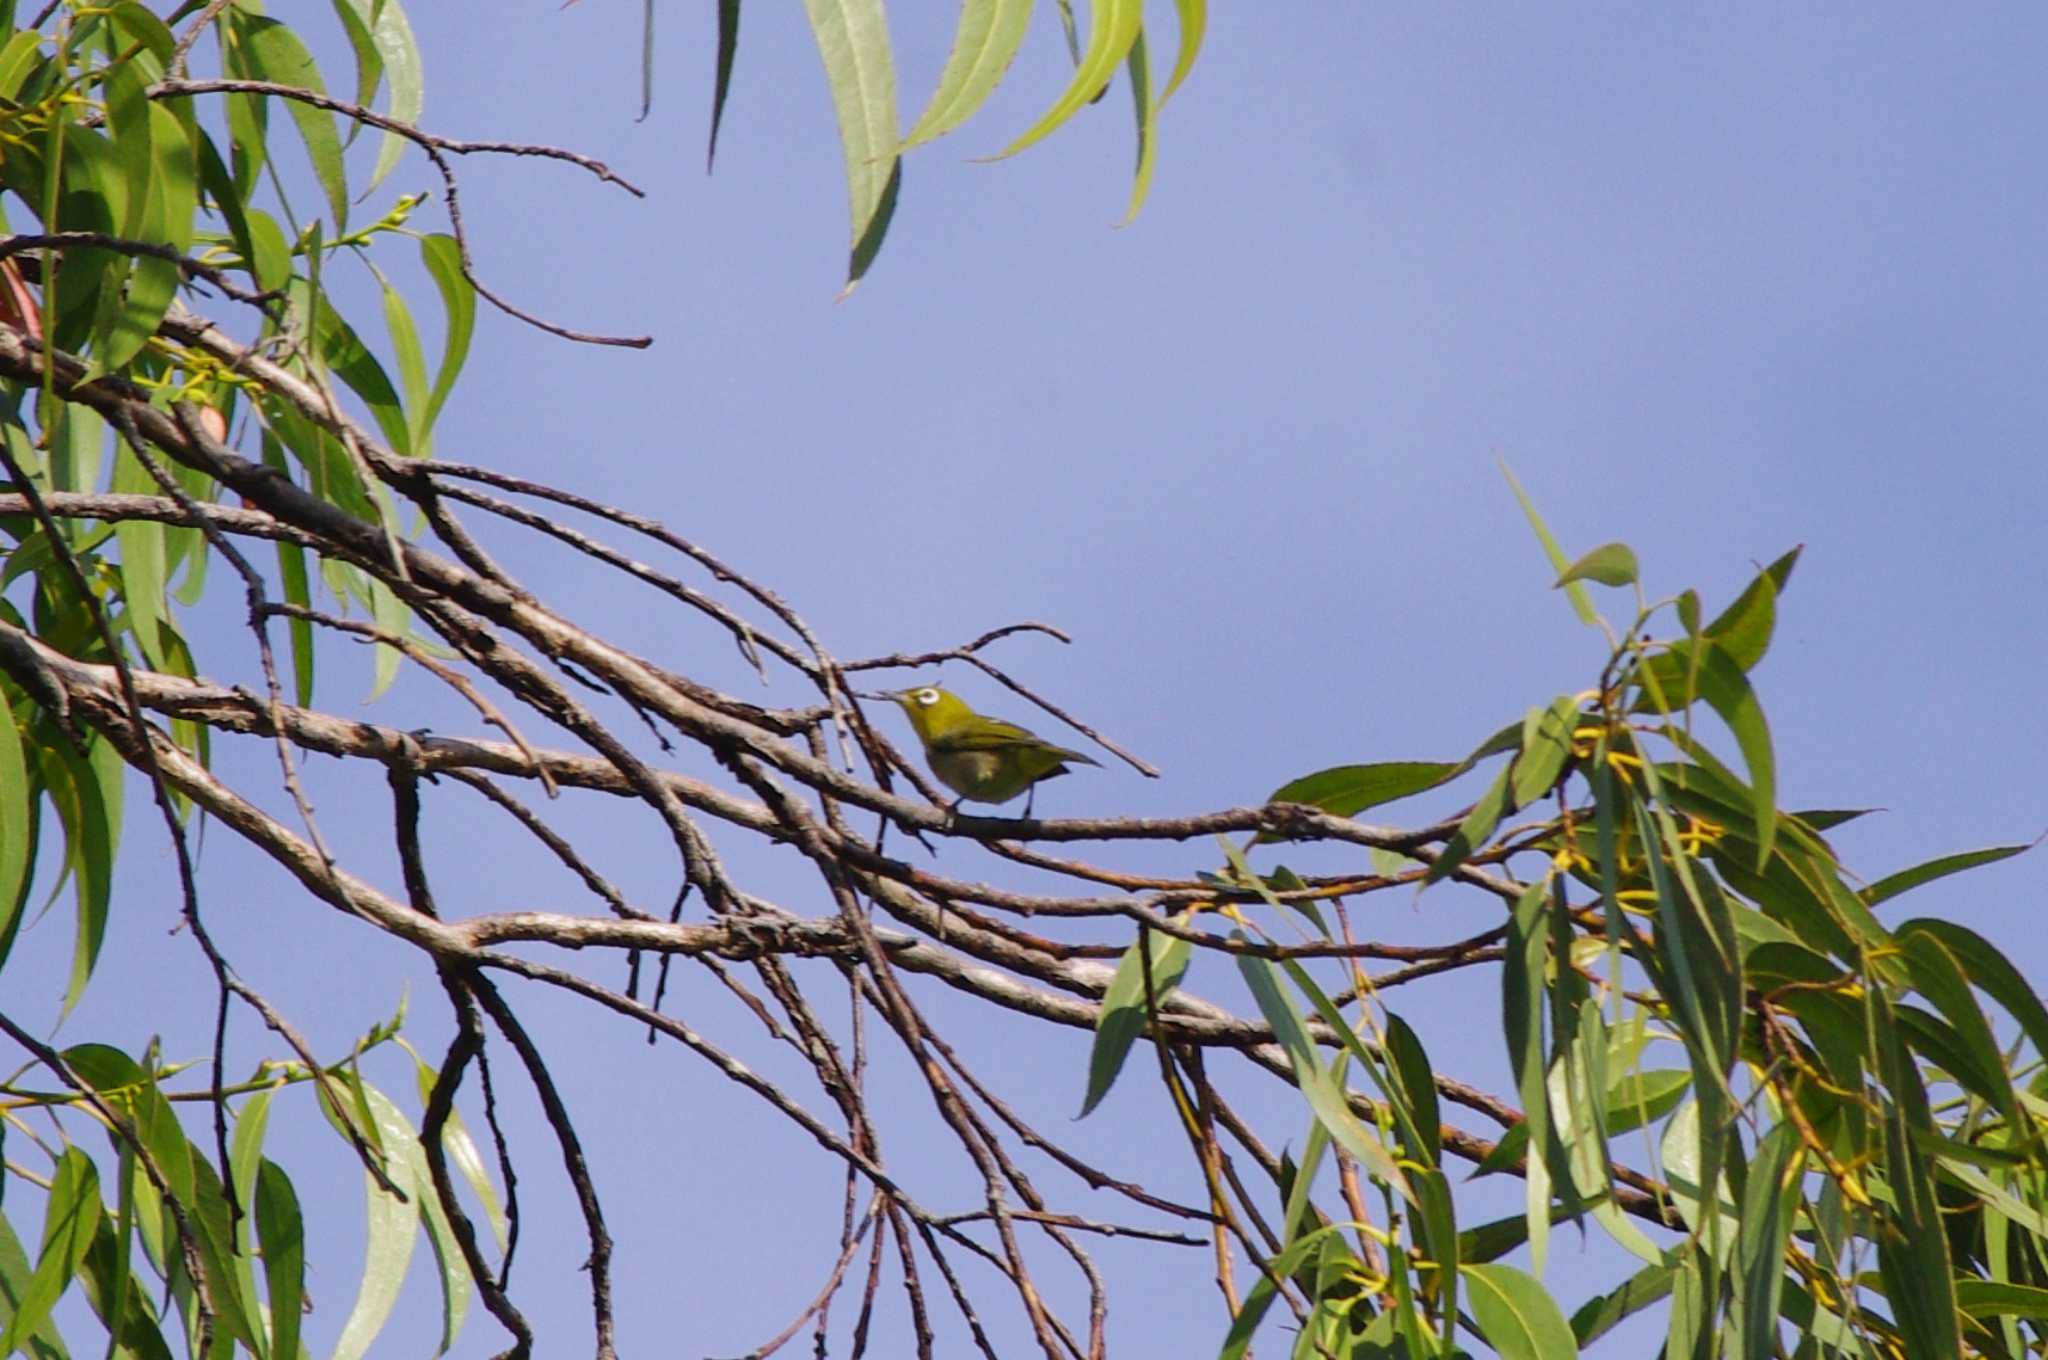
[[1264, 760, 1460, 819], [1079, 926, 1190, 1117], [1118, 27, 1155, 224], [254, 1161, 305, 1360], [1236, 952, 1408, 1198], [903, 0, 1034, 148], [337, 0, 422, 193], [994, 0, 1140, 159], [1158, 0, 1205, 105], [707, 0, 741, 169], [1502, 461, 1596, 625], [1895, 917, 2048, 1063], [1863, 842, 2032, 909], [229, 15, 350, 230], [803, 0, 900, 290]]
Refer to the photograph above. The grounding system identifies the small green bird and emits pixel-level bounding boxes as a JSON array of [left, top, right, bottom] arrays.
[[883, 685, 1099, 816]]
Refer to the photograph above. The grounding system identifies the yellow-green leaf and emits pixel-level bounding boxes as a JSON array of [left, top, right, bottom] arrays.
[[903, 0, 1034, 148], [994, 0, 1141, 160]]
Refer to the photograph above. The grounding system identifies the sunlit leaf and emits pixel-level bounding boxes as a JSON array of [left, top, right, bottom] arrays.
[[227, 14, 350, 230], [336, 0, 423, 193], [1158, 0, 1205, 105], [903, 0, 1034, 148], [994, 0, 1141, 159], [1554, 541, 1638, 589], [416, 234, 475, 450], [1463, 1261, 1580, 1360], [802, 0, 900, 290], [1118, 28, 1155, 224]]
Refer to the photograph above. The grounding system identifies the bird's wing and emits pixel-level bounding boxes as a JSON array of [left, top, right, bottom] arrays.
[[930, 720, 1101, 766]]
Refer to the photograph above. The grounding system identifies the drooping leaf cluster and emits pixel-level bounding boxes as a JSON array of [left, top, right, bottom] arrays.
[[1084, 518, 2042, 1358], [0, 3, 498, 1356], [702, 0, 1206, 289]]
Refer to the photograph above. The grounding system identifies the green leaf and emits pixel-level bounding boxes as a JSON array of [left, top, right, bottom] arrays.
[[254, 1160, 305, 1360], [1895, 917, 2048, 1065], [1158, 0, 1205, 106], [1659, 1099, 1738, 1250], [373, 260, 428, 452], [332, 1097, 420, 1360], [365, 573, 408, 699], [1118, 27, 1155, 224], [43, 737, 122, 1019], [1703, 546, 1799, 673], [1264, 760, 1460, 819], [1502, 461, 1596, 626], [1873, 1000, 1960, 1360], [181, 1148, 263, 1348], [902, 0, 1034, 148], [0, 683, 31, 955], [110, 448, 169, 670], [1381, 1012, 1440, 1165], [1955, 1279, 2048, 1319], [0, 1211, 68, 1360], [1570, 1259, 1675, 1347], [1463, 1261, 1580, 1360], [293, 281, 410, 454], [1236, 951, 1409, 1198], [0, 1148, 99, 1359], [1423, 760, 1511, 886], [0, 30, 47, 101], [1078, 925, 1190, 1117], [336, 0, 422, 193], [327, 0, 384, 110], [229, 15, 350, 230], [1789, 807, 1873, 832], [1510, 696, 1578, 810], [802, 0, 900, 291], [1500, 877, 1555, 1272], [411, 1055, 508, 1251], [1602, 1068, 1689, 1136], [995, 0, 1141, 159], [1732, 1122, 1802, 1360], [1553, 541, 1638, 589], [1898, 936, 2017, 1117], [1862, 842, 2033, 909], [228, 1087, 277, 1222], [416, 234, 474, 450], [706, 0, 742, 169], [1684, 642, 1778, 868]]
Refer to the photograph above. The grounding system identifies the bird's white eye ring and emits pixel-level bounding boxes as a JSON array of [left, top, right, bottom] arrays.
[[914, 688, 940, 706]]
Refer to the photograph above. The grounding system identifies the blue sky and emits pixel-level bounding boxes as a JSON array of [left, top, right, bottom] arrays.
[[18, 5, 2048, 1357]]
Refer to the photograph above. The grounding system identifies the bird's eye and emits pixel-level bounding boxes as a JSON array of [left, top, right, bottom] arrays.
[[915, 689, 939, 706]]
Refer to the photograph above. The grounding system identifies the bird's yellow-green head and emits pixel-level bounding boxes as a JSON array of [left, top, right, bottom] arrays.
[[886, 686, 977, 745], [881, 686, 1099, 810]]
